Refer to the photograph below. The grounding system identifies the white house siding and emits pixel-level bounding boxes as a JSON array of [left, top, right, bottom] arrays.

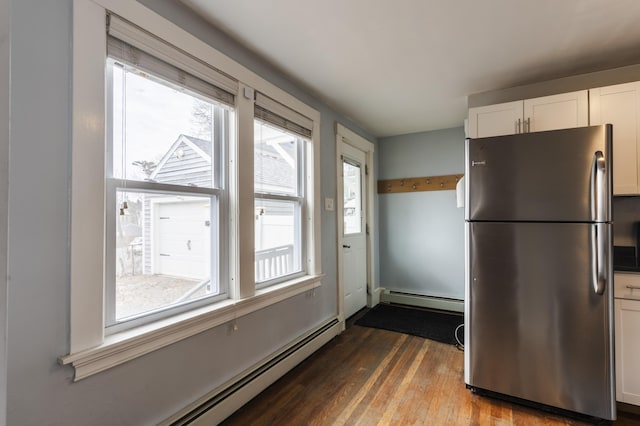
[[152, 142, 213, 187]]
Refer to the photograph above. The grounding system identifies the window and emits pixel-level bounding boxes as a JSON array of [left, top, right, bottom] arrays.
[[63, 2, 321, 381], [254, 121, 305, 285], [105, 28, 233, 331], [343, 160, 362, 235]]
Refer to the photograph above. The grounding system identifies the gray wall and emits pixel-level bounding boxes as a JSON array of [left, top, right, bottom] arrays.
[[6, 1, 375, 425], [378, 127, 465, 300], [0, 0, 9, 423]]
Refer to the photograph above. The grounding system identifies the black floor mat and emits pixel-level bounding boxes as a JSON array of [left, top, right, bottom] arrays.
[[355, 303, 464, 345]]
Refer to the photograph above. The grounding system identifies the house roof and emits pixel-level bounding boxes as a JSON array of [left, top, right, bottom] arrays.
[[151, 133, 299, 192]]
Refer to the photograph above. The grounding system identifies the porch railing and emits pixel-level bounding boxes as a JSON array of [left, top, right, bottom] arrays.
[[255, 244, 294, 282]]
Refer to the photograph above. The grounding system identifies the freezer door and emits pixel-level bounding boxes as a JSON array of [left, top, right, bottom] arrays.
[[466, 125, 612, 222], [465, 222, 615, 420]]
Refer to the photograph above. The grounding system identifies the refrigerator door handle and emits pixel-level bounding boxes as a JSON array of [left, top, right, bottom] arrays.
[[592, 151, 606, 222], [592, 223, 606, 295]]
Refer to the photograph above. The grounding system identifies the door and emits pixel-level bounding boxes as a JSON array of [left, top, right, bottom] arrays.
[[341, 143, 367, 319], [590, 82, 640, 195], [467, 221, 615, 420], [154, 200, 210, 280], [466, 125, 612, 222], [468, 100, 523, 138], [615, 298, 640, 405], [524, 90, 589, 132]]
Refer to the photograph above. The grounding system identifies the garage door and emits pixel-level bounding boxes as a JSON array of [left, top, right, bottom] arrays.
[[154, 200, 210, 280]]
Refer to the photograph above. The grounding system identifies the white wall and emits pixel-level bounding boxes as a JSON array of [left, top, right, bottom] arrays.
[[5, 1, 375, 424], [378, 127, 465, 300]]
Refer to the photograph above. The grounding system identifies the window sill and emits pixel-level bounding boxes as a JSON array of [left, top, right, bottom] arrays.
[[59, 274, 323, 381]]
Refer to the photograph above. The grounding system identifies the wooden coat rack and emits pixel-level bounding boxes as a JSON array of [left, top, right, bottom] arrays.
[[377, 174, 463, 194]]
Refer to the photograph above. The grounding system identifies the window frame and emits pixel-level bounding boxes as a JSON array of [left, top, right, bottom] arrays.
[[254, 121, 307, 288], [61, 0, 322, 381], [104, 57, 232, 332]]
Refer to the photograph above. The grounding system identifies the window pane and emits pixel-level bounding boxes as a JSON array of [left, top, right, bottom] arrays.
[[254, 199, 301, 283], [114, 190, 219, 320], [343, 160, 362, 235], [110, 60, 224, 188], [254, 121, 300, 196]]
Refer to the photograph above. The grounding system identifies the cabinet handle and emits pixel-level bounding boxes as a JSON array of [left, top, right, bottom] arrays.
[[524, 117, 531, 133], [516, 118, 521, 134], [626, 285, 640, 290]]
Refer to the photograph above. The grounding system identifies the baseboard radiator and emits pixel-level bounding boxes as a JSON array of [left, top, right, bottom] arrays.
[[163, 318, 342, 426], [380, 290, 464, 313]]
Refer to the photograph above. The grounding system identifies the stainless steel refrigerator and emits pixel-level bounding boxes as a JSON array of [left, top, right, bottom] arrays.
[[464, 125, 615, 420]]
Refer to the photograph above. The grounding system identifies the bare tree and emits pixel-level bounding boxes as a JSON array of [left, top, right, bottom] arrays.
[[190, 99, 213, 140], [132, 160, 157, 179]]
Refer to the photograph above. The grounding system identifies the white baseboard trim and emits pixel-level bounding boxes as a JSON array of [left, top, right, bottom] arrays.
[[368, 287, 383, 307], [162, 317, 342, 425], [380, 290, 464, 313]]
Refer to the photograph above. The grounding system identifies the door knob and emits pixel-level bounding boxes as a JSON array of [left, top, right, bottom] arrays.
[[343, 244, 351, 248]]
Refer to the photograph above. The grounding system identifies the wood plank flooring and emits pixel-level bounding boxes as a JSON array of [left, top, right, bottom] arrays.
[[222, 322, 640, 425]]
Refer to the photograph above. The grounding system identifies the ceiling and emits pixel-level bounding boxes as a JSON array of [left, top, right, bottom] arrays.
[[180, 0, 640, 138]]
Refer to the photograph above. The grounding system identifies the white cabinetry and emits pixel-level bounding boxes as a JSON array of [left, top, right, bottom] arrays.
[[614, 273, 640, 405], [467, 90, 589, 138], [590, 82, 640, 195]]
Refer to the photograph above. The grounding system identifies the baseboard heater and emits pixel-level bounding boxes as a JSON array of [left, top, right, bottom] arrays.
[[163, 318, 341, 425], [380, 290, 464, 313]]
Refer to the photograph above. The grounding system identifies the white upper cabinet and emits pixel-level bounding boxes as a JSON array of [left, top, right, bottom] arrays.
[[524, 91, 589, 132], [467, 100, 522, 138], [590, 82, 640, 195], [468, 90, 589, 138]]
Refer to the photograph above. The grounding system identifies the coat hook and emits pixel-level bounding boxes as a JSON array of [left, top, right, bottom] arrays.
[[387, 183, 391, 191], [440, 182, 444, 188], [426, 179, 431, 184], [412, 183, 417, 190], [400, 180, 404, 186]]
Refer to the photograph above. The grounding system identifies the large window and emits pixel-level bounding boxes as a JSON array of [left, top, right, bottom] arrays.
[[105, 28, 232, 330]]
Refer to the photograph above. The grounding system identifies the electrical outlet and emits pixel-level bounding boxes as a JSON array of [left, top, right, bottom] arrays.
[[324, 198, 334, 211]]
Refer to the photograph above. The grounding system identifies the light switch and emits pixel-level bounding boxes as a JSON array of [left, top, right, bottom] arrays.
[[324, 198, 334, 211]]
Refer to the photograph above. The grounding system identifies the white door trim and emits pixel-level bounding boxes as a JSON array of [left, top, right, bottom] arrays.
[[336, 123, 376, 324]]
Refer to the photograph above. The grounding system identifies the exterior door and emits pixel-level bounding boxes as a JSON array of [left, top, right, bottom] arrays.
[[341, 144, 367, 319]]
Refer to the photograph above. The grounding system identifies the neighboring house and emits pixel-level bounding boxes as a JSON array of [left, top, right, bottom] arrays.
[[141, 133, 298, 281], [143, 134, 213, 280]]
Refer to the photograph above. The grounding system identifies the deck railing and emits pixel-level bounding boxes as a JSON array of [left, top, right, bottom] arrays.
[[255, 244, 294, 282]]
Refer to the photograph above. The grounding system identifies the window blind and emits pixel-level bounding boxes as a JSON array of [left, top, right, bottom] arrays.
[[107, 14, 236, 107], [254, 93, 313, 139]]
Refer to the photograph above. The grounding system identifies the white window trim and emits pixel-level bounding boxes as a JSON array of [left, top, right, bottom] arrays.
[[61, 0, 322, 381]]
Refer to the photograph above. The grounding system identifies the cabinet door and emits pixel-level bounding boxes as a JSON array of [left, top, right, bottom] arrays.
[[615, 298, 640, 405], [523, 90, 589, 133], [590, 82, 640, 195], [468, 100, 522, 138]]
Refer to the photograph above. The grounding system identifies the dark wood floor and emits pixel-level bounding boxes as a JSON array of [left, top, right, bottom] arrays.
[[222, 319, 640, 425]]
